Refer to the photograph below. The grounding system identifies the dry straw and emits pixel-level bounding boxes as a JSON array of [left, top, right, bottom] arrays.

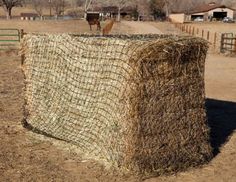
[[21, 34, 212, 177]]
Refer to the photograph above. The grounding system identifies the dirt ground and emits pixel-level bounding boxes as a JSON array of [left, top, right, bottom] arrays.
[[0, 21, 236, 182], [0, 20, 104, 34], [190, 22, 236, 34]]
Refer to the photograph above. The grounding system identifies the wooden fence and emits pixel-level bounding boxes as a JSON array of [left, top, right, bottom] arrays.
[[0, 29, 23, 50], [220, 33, 236, 54], [174, 23, 235, 54]]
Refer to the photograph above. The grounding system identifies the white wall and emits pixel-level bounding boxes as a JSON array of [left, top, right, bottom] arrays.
[[191, 13, 205, 16], [208, 8, 234, 19], [169, 13, 186, 23]]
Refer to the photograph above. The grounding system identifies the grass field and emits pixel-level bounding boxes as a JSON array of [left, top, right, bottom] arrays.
[[0, 20, 235, 182]]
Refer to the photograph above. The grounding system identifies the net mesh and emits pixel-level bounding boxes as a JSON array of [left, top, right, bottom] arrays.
[[22, 34, 212, 176]]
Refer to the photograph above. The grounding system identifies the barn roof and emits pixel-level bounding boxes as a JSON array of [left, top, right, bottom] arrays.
[[21, 13, 38, 17], [187, 4, 235, 15], [172, 3, 235, 15], [87, 5, 135, 14], [102, 6, 118, 13]]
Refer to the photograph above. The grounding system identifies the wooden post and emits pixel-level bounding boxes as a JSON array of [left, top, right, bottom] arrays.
[[192, 27, 195, 36], [20, 29, 24, 39], [20, 29, 25, 65], [214, 32, 217, 49], [207, 31, 210, 41], [197, 28, 199, 35], [220, 33, 224, 53], [234, 38, 236, 53], [202, 29, 204, 38]]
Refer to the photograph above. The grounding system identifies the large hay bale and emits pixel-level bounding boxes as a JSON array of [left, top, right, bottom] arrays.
[[21, 34, 212, 176]]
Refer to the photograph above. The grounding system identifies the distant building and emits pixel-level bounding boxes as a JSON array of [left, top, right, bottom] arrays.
[[21, 13, 38, 21], [169, 13, 186, 23], [102, 6, 134, 19], [89, 6, 135, 20], [86, 11, 100, 21], [169, 2, 235, 23]]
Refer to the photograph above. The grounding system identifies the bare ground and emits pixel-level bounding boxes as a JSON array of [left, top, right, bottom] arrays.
[[0, 20, 103, 34], [190, 22, 236, 34], [0, 21, 236, 181], [118, 21, 163, 34]]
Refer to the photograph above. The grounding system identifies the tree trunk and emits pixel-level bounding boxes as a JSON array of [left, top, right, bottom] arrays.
[[164, 1, 170, 19], [117, 7, 121, 22], [84, 12, 87, 20], [6, 8, 12, 20]]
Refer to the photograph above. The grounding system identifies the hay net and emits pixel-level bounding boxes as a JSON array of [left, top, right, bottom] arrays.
[[22, 34, 212, 175]]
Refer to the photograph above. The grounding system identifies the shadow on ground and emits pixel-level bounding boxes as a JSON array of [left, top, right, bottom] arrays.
[[206, 98, 236, 156]]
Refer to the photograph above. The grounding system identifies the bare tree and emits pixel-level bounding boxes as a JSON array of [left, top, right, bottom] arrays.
[[171, 0, 194, 14], [31, 0, 47, 20], [150, 0, 183, 18], [113, 0, 133, 21], [149, 0, 166, 19], [84, 0, 92, 19], [0, 0, 22, 19], [76, 0, 85, 6], [99, 0, 135, 21], [136, 0, 150, 20], [51, 0, 66, 18], [159, 0, 178, 17], [67, 0, 84, 7]]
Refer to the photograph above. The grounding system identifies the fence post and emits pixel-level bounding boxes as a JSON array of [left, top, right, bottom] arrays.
[[20, 29, 24, 39], [192, 27, 195, 36], [20, 29, 25, 65], [234, 38, 236, 53], [207, 31, 210, 41], [214, 32, 217, 49], [220, 33, 224, 53], [202, 30, 204, 38]]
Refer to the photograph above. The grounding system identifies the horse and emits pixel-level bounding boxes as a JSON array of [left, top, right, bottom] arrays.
[[86, 12, 101, 31], [87, 19, 101, 31], [102, 19, 115, 35]]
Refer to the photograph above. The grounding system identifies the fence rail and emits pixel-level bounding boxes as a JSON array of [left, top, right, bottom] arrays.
[[0, 29, 22, 50], [220, 33, 236, 54], [174, 23, 236, 55]]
